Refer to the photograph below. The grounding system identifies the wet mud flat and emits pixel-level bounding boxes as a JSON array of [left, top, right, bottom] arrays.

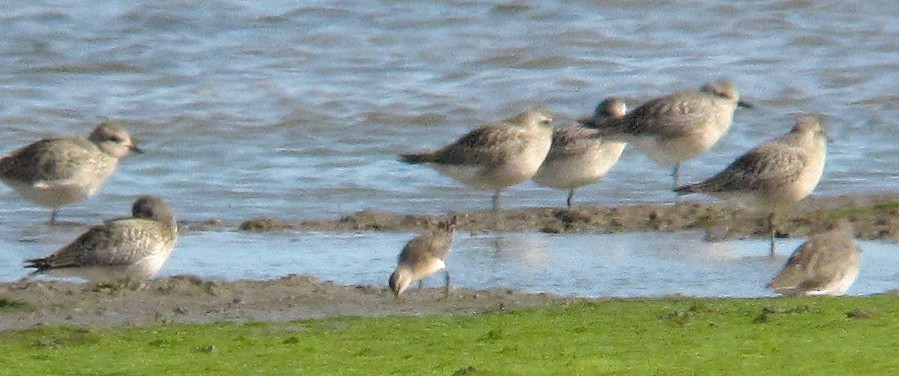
[[0, 275, 577, 331], [1, 193, 895, 332], [220, 193, 899, 241]]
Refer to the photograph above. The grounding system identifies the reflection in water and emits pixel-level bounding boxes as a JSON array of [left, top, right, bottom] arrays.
[[487, 234, 550, 267]]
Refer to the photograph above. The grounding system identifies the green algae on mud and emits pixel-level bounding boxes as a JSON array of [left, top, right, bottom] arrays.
[[0, 299, 30, 312], [203, 193, 899, 241], [3, 294, 899, 375]]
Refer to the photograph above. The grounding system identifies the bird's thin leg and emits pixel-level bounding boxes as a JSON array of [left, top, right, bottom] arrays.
[[672, 163, 681, 190], [672, 164, 682, 204], [566, 189, 575, 208], [49, 208, 58, 225], [417, 280, 424, 290], [443, 270, 451, 298], [768, 212, 777, 257], [493, 190, 506, 232]]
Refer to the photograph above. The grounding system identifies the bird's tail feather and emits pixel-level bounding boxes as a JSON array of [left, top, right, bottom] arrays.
[[674, 184, 700, 195], [581, 117, 630, 140], [24, 257, 51, 272], [399, 152, 432, 164]]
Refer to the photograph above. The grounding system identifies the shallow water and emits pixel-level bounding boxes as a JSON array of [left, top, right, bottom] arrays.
[[3, 229, 896, 298], [0, 1, 897, 297]]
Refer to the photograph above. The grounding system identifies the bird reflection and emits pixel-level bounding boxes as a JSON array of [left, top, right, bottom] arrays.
[[487, 233, 550, 267]]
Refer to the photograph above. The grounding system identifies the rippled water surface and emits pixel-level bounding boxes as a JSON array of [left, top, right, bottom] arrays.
[[1, 1, 896, 297]]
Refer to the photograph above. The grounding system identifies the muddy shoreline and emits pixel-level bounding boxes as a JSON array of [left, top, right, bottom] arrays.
[[0, 275, 579, 331], [200, 193, 899, 241], [1, 192, 896, 332]]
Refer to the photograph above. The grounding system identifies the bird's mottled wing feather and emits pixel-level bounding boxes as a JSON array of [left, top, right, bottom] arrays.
[[35, 220, 166, 269], [796, 237, 859, 291], [429, 125, 526, 166], [545, 126, 602, 160], [398, 231, 452, 265], [701, 143, 805, 192], [425, 232, 452, 260], [0, 137, 95, 184], [768, 241, 823, 290], [622, 92, 713, 137], [397, 237, 430, 265], [769, 233, 858, 291]]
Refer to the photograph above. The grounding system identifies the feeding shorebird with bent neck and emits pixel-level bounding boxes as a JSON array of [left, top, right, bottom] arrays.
[[389, 215, 456, 298]]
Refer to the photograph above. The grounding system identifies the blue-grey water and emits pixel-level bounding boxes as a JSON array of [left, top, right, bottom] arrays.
[[1, 229, 896, 298], [1, 1, 897, 297]]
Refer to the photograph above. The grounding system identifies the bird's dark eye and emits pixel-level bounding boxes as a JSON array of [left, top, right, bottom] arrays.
[[109, 136, 123, 143]]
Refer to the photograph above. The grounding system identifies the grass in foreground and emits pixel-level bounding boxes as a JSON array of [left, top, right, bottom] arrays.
[[2, 294, 899, 375]]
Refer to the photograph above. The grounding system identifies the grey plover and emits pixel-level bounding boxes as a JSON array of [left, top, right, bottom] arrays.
[[675, 115, 828, 256], [532, 98, 627, 207], [767, 220, 861, 296], [401, 109, 554, 211], [389, 215, 456, 298], [586, 80, 752, 190], [25, 195, 178, 285], [0, 121, 143, 224]]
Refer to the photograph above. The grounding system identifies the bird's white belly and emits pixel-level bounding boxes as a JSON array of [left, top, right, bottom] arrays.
[[3, 165, 116, 208], [432, 136, 551, 190], [805, 270, 859, 296], [412, 258, 446, 282], [793, 149, 826, 200], [533, 142, 625, 189], [632, 132, 720, 166]]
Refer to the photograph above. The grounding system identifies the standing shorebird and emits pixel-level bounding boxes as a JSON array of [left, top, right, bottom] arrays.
[[0, 121, 143, 224], [24, 195, 178, 286], [388, 215, 456, 298], [767, 220, 861, 296], [400, 109, 554, 211], [675, 115, 828, 256], [585, 80, 752, 190], [532, 98, 627, 207]]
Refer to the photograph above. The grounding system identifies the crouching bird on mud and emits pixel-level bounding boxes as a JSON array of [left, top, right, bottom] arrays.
[[24, 195, 178, 287], [767, 220, 861, 296], [389, 215, 456, 299]]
